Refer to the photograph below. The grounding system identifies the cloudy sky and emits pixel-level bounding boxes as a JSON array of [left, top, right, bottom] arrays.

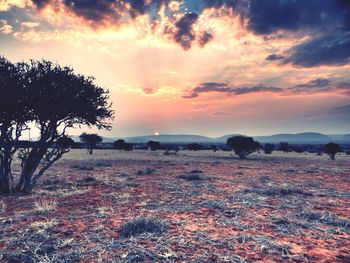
[[1, 0, 349, 137]]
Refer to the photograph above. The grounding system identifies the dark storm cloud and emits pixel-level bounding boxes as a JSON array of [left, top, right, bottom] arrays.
[[31, 0, 168, 24], [245, 0, 350, 67], [182, 82, 282, 98], [173, 12, 199, 50], [283, 33, 350, 67]]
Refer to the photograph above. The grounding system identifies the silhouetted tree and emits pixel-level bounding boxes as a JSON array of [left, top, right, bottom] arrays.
[[147, 140, 160, 151], [324, 143, 341, 160], [226, 136, 260, 159], [15, 60, 113, 193], [0, 57, 29, 193], [278, 142, 290, 153], [113, 139, 133, 151], [187, 143, 202, 151], [113, 139, 126, 150], [80, 133, 103, 154], [263, 143, 275, 154]]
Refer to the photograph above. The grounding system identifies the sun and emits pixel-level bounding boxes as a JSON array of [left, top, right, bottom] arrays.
[[155, 132, 159, 136]]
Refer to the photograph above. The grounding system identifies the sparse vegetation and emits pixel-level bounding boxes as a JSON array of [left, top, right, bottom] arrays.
[[0, 149, 349, 262]]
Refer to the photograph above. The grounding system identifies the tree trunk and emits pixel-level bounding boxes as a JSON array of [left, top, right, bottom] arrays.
[[330, 154, 335, 160], [0, 174, 10, 193], [16, 147, 47, 193], [0, 149, 12, 194]]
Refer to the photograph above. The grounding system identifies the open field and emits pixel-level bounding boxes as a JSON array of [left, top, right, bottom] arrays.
[[1, 150, 350, 262]]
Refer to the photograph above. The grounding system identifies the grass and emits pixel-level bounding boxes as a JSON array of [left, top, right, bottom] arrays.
[[118, 217, 167, 238], [34, 198, 58, 214], [1, 149, 349, 262]]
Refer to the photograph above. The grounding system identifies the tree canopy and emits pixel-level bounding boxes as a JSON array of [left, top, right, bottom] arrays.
[[226, 136, 260, 159], [0, 56, 114, 193]]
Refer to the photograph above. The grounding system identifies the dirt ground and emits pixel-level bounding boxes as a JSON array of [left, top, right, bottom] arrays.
[[0, 150, 350, 262]]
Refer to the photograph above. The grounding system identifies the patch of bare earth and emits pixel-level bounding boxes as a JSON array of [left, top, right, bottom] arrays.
[[1, 150, 349, 262]]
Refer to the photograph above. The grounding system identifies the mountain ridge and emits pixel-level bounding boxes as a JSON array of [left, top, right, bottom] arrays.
[[71, 132, 350, 144]]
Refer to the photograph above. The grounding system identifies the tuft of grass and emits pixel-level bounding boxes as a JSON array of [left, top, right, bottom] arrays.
[[34, 199, 57, 214], [297, 211, 350, 228], [119, 217, 167, 238], [136, 168, 155, 175], [245, 187, 312, 197], [178, 173, 203, 181]]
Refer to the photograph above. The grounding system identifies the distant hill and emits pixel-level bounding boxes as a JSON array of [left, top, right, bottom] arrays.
[[70, 132, 350, 144], [123, 134, 213, 143], [254, 132, 331, 144]]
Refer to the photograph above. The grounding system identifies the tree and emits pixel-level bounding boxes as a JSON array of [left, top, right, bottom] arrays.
[[226, 136, 260, 159], [147, 140, 160, 151], [123, 143, 133, 151], [0, 57, 30, 193], [113, 139, 133, 151], [187, 143, 201, 151], [113, 139, 126, 150], [263, 143, 275, 154], [324, 143, 341, 160], [80, 133, 103, 154], [278, 142, 290, 153], [15, 60, 113, 193]]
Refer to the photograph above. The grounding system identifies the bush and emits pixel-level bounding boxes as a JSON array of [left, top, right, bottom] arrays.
[[226, 136, 260, 159], [263, 143, 275, 154], [324, 143, 341, 160], [178, 173, 203, 181], [147, 141, 160, 151], [113, 139, 133, 151], [187, 143, 202, 151], [119, 217, 167, 238], [278, 142, 290, 153]]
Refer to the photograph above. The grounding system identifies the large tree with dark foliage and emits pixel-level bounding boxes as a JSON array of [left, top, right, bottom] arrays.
[[324, 143, 341, 160], [226, 136, 260, 159], [0, 57, 29, 193], [80, 133, 103, 154], [0, 57, 114, 194]]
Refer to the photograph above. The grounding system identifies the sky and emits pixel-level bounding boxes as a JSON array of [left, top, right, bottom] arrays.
[[0, 0, 350, 137]]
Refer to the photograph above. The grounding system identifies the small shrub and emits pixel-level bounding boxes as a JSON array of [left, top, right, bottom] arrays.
[[263, 143, 275, 154], [178, 173, 203, 181], [119, 217, 167, 238], [136, 168, 155, 175]]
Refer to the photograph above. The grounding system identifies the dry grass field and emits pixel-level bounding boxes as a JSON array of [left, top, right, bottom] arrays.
[[1, 150, 350, 262]]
